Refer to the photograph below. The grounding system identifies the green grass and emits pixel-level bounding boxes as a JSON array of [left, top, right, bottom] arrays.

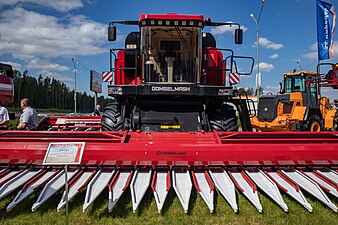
[[0, 185, 337, 225]]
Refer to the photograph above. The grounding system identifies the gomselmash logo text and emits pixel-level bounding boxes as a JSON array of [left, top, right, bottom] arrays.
[[151, 86, 191, 92]]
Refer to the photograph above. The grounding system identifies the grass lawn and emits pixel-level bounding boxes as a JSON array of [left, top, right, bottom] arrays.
[[0, 184, 337, 225]]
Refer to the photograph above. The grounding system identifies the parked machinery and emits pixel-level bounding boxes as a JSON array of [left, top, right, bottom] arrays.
[[0, 63, 14, 105], [250, 69, 338, 131], [0, 14, 337, 215], [102, 14, 254, 133]]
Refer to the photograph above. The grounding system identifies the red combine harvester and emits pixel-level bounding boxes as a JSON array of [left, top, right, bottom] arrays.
[[0, 63, 14, 105], [0, 14, 338, 215], [318, 63, 338, 89]]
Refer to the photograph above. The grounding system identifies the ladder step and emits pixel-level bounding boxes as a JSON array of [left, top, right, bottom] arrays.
[[228, 169, 262, 213], [151, 168, 171, 213], [172, 167, 192, 213], [246, 168, 288, 212], [209, 167, 237, 213], [130, 167, 152, 213], [83, 168, 114, 212], [32, 169, 78, 212], [282, 169, 337, 212]]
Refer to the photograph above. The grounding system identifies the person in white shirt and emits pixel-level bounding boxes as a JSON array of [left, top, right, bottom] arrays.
[[17, 98, 39, 130], [0, 105, 9, 130]]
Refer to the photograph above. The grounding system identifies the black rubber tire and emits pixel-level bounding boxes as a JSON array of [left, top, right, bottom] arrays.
[[101, 104, 124, 131], [209, 104, 238, 131], [302, 115, 323, 132]]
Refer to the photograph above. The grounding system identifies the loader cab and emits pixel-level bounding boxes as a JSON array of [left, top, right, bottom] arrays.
[[283, 71, 319, 107]]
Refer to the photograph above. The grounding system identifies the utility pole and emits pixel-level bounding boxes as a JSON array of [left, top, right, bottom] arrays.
[[72, 58, 77, 114], [250, 0, 267, 96]]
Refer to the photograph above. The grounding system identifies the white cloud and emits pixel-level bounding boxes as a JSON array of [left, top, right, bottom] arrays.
[[264, 85, 280, 92], [253, 37, 284, 50], [269, 53, 279, 59], [255, 62, 275, 72], [0, 0, 83, 12], [0, 7, 108, 60], [26, 58, 69, 72], [210, 22, 248, 35]]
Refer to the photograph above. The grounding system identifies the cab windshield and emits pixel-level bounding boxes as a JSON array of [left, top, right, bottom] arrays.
[[141, 26, 201, 84], [284, 75, 305, 93]]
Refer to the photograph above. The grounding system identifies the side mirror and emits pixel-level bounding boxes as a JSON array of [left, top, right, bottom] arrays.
[[235, 28, 243, 44], [108, 26, 116, 41], [279, 82, 284, 94]]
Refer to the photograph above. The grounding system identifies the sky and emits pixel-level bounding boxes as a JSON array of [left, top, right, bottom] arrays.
[[1, 0, 338, 101]]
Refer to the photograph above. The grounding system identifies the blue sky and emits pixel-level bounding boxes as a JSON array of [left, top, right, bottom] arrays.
[[1, 0, 337, 100]]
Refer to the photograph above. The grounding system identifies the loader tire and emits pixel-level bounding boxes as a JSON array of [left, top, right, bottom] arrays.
[[101, 104, 124, 131], [303, 115, 323, 132], [209, 104, 238, 132]]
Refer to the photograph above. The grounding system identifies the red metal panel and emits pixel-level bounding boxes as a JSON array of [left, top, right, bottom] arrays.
[[115, 50, 125, 85], [0, 131, 337, 166], [203, 48, 225, 85], [140, 14, 204, 22]]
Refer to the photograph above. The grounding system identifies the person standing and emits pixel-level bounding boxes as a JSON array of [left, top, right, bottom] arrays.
[[0, 105, 9, 130], [93, 104, 102, 116], [17, 98, 39, 130]]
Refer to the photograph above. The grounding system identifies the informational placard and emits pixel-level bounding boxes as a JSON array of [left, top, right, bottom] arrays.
[[90, 70, 102, 93], [43, 142, 85, 165]]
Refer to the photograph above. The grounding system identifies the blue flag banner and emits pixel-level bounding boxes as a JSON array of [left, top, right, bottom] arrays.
[[317, 0, 336, 61]]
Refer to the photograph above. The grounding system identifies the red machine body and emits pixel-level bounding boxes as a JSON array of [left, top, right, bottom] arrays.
[[0, 14, 337, 215], [0, 63, 14, 105], [1, 131, 337, 166]]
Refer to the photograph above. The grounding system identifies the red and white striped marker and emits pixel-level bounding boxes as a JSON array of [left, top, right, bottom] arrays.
[[229, 73, 240, 85], [102, 72, 113, 82]]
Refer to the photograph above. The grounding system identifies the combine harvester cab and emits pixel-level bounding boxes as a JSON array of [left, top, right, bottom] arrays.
[[0, 14, 338, 216]]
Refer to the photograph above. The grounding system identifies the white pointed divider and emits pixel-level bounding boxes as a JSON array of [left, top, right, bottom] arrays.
[[315, 168, 338, 185], [108, 168, 134, 212], [172, 167, 192, 213], [209, 167, 238, 213], [245, 168, 288, 212], [130, 167, 152, 213], [151, 168, 171, 213], [282, 169, 337, 212], [300, 169, 338, 199], [228, 169, 263, 213], [57, 168, 97, 211], [32, 168, 78, 212], [83, 168, 115, 212], [264, 169, 312, 212], [0, 168, 18, 187], [191, 168, 214, 213], [0, 167, 42, 200], [7, 168, 61, 212]]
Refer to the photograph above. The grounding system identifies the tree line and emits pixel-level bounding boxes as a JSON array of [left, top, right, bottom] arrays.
[[11, 70, 112, 112]]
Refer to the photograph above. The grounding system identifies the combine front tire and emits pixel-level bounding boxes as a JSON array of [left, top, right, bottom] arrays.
[[209, 104, 238, 132], [101, 104, 124, 131]]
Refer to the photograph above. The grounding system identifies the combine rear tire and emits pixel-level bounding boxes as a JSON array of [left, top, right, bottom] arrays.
[[101, 104, 124, 131], [209, 104, 238, 131], [303, 115, 323, 132]]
